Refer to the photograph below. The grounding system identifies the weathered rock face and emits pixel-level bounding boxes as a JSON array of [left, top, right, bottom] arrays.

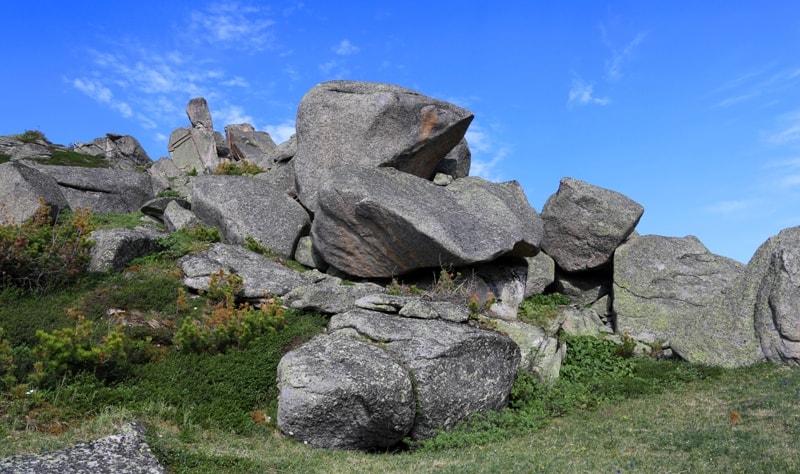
[[73, 133, 152, 171], [191, 175, 310, 258], [293, 80, 474, 212], [33, 165, 154, 214], [525, 251, 555, 297], [168, 127, 219, 173], [327, 309, 520, 441], [277, 333, 416, 450], [312, 166, 542, 278], [735, 226, 800, 364], [434, 138, 471, 178], [225, 124, 276, 167], [179, 243, 315, 299], [613, 235, 763, 368], [283, 278, 386, 315], [541, 177, 643, 272], [186, 97, 213, 130], [0, 162, 69, 224]]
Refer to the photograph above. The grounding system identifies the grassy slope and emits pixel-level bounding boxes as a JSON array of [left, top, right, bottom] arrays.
[[1, 212, 799, 473]]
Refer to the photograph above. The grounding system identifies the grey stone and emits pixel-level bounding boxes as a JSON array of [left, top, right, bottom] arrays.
[[10, 142, 52, 161], [355, 294, 412, 313], [432, 173, 454, 186], [434, 138, 471, 178], [147, 157, 184, 196], [494, 319, 564, 384], [186, 97, 213, 129], [553, 267, 612, 306], [214, 131, 230, 158], [292, 236, 327, 271], [33, 165, 154, 214], [162, 200, 201, 232], [253, 161, 297, 198], [179, 243, 315, 299], [736, 226, 800, 364], [267, 134, 296, 163], [328, 309, 520, 440], [613, 234, 762, 368], [225, 124, 276, 168], [277, 333, 415, 450], [541, 177, 643, 272], [140, 196, 190, 221], [0, 162, 68, 224], [312, 166, 542, 278], [525, 252, 556, 297], [470, 257, 529, 319], [398, 299, 471, 323], [557, 306, 612, 337], [73, 133, 152, 171], [89, 226, 168, 272], [293, 80, 474, 212], [283, 279, 387, 315], [168, 127, 218, 173], [191, 174, 310, 259], [0, 422, 165, 474]]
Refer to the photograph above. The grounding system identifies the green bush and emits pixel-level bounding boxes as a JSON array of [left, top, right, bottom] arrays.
[[214, 160, 263, 176], [0, 203, 94, 293], [0, 327, 16, 391], [174, 270, 286, 354], [18, 129, 47, 144]]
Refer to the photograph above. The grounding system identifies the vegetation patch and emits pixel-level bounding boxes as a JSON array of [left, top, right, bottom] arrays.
[[518, 292, 571, 327]]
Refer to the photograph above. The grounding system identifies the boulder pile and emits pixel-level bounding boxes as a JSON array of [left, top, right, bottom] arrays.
[[2, 80, 800, 451]]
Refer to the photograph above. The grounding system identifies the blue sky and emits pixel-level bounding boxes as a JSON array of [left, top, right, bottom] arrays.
[[2, 1, 800, 263]]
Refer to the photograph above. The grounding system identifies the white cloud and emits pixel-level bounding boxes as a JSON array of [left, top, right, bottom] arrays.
[[568, 77, 610, 107], [263, 120, 296, 144], [705, 199, 753, 215], [187, 2, 276, 51], [333, 39, 360, 55], [71, 78, 133, 118], [213, 105, 256, 127], [471, 147, 509, 182], [763, 116, 800, 146], [221, 76, 250, 88], [319, 59, 350, 79], [605, 31, 647, 82]]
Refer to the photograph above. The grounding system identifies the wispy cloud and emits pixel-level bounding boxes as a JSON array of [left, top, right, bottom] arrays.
[[762, 110, 800, 146], [605, 31, 647, 82], [705, 199, 754, 215], [263, 120, 296, 144], [568, 76, 610, 107], [71, 78, 133, 117], [714, 65, 800, 108], [465, 125, 508, 181], [333, 39, 360, 55], [186, 2, 276, 52]]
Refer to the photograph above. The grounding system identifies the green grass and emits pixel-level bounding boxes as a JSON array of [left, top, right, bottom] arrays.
[[45, 149, 108, 168], [0, 153, 10, 164]]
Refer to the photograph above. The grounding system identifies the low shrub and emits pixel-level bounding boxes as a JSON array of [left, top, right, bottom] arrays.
[[0, 202, 94, 293], [517, 293, 571, 327], [215, 160, 263, 176], [17, 130, 47, 144]]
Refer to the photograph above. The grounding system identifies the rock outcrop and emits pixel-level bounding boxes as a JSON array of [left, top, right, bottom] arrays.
[[293, 80, 474, 212], [0, 161, 69, 224]]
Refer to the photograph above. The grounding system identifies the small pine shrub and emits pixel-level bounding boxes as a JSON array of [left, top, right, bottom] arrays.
[[18, 129, 47, 144], [0, 202, 94, 293], [174, 270, 286, 354], [215, 160, 263, 176]]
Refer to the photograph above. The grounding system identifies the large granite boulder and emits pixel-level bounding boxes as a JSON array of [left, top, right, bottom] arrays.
[[277, 333, 416, 450], [283, 278, 386, 315], [311, 166, 542, 278], [168, 127, 219, 173], [541, 177, 643, 272], [525, 251, 556, 297], [186, 97, 213, 129], [179, 243, 315, 299], [89, 226, 169, 272], [613, 235, 763, 367], [293, 80, 474, 212], [32, 165, 154, 214], [736, 226, 800, 364], [73, 133, 152, 171], [0, 162, 69, 224], [191, 175, 310, 258], [328, 309, 521, 440]]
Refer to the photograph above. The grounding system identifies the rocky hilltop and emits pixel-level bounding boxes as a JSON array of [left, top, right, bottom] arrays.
[[2, 80, 800, 457]]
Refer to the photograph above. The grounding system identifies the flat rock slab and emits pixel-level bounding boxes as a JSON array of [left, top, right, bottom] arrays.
[[179, 243, 315, 298], [0, 422, 165, 474]]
